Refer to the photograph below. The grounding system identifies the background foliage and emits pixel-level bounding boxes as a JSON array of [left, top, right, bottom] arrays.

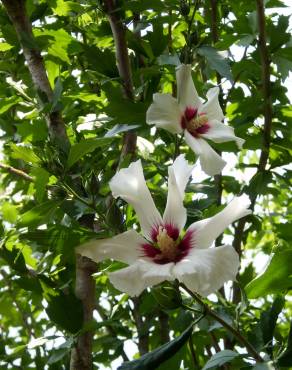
[[0, 0, 291, 369]]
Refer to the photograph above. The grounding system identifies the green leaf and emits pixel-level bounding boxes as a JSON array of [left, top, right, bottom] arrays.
[[67, 138, 112, 168], [0, 96, 22, 114], [118, 323, 194, 370], [31, 167, 50, 202], [52, 0, 82, 16], [201, 350, 240, 370], [260, 296, 285, 354], [246, 250, 292, 298], [197, 46, 233, 81], [51, 77, 62, 112], [18, 200, 61, 228], [277, 320, 292, 366], [46, 292, 83, 334], [0, 245, 28, 274], [152, 283, 182, 310], [246, 171, 273, 196], [47, 348, 69, 364], [104, 124, 139, 138], [1, 202, 18, 223], [10, 143, 40, 165], [157, 53, 180, 66], [0, 42, 14, 52]]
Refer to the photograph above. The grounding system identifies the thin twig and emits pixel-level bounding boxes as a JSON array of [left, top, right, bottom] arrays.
[[103, 0, 137, 168], [189, 334, 199, 369], [180, 283, 264, 363], [2, 0, 69, 147], [0, 163, 33, 182]]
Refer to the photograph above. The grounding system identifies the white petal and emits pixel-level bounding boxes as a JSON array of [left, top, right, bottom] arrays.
[[109, 259, 174, 296], [184, 131, 226, 176], [76, 230, 145, 264], [201, 120, 244, 149], [163, 155, 194, 231], [186, 194, 252, 250], [171, 154, 195, 198], [110, 160, 163, 240], [173, 245, 239, 296], [201, 87, 224, 122], [146, 93, 182, 134], [176, 64, 202, 111]]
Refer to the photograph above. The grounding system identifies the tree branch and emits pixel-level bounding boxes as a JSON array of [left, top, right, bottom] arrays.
[[2, 3, 98, 369], [2, 0, 69, 147], [232, 0, 273, 303], [70, 255, 97, 370], [131, 297, 149, 355], [103, 0, 137, 164], [0, 163, 33, 182]]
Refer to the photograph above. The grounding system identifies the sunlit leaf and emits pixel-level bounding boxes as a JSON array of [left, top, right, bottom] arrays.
[[246, 251, 292, 298], [201, 350, 240, 370]]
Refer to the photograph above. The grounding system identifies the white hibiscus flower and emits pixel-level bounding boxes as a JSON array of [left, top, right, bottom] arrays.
[[76, 155, 251, 297], [146, 64, 244, 176]]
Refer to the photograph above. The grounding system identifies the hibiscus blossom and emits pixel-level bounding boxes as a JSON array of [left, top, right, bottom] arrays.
[[146, 64, 244, 176], [76, 155, 251, 297]]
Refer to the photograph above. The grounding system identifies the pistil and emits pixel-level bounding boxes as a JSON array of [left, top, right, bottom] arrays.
[[155, 226, 177, 261]]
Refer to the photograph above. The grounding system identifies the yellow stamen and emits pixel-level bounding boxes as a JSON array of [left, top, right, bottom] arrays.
[[186, 114, 208, 134]]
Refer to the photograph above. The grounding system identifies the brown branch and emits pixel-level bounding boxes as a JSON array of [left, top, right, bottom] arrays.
[[131, 297, 149, 355], [70, 215, 98, 370], [158, 310, 170, 344], [2, 0, 69, 147], [2, 3, 98, 369], [103, 0, 137, 165], [70, 255, 97, 370], [232, 0, 273, 303], [0, 163, 33, 182], [180, 283, 264, 363]]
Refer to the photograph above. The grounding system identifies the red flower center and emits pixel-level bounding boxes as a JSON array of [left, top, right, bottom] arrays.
[[181, 107, 210, 137], [142, 225, 193, 265]]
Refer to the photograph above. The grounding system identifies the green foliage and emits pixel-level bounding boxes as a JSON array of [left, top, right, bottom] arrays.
[[0, 0, 291, 369], [246, 251, 292, 298], [118, 323, 194, 370], [201, 350, 240, 370]]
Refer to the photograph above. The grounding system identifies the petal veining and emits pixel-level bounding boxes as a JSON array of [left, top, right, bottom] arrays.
[[184, 131, 226, 176], [186, 194, 251, 250], [76, 230, 145, 264], [109, 259, 174, 296], [176, 64, 202, 111], [146, 93, 182, 134], [163, 155, 194, 232], [173, 245, 239, 296], [110, 160, 163, 240], [201, 87, 224, 121], [201, 120, 245, 149]]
